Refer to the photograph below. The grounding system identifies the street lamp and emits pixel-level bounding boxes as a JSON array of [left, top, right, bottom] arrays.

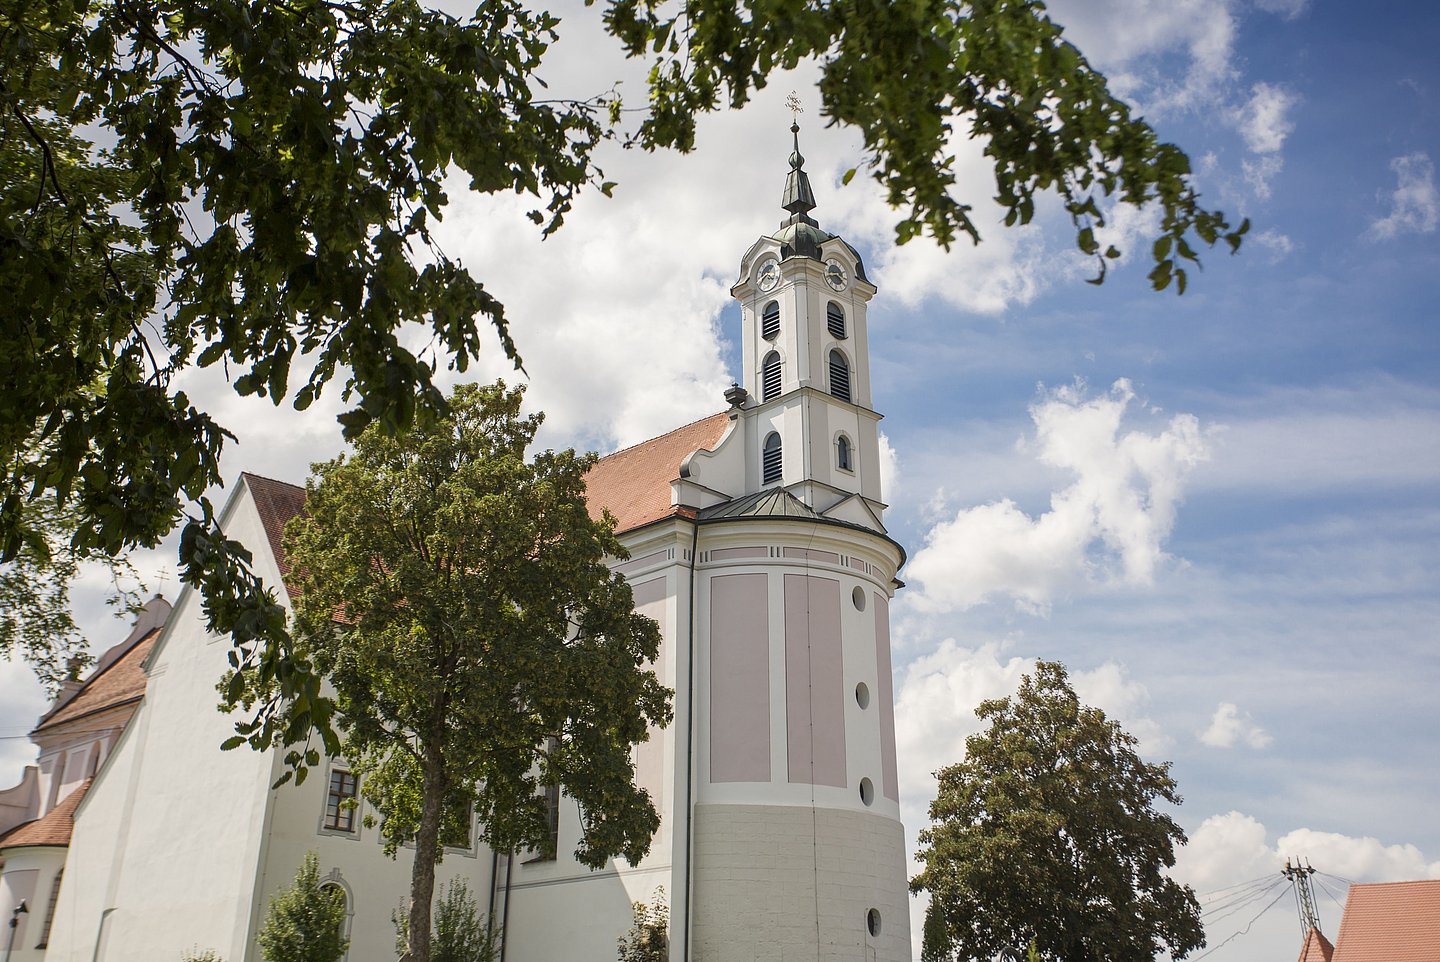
[[2, 901, 27, 962]]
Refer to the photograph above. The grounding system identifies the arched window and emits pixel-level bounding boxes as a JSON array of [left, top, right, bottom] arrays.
[[836, 435, 852, 472], [829, 349, 851, 403], [761, 351, 782, 401], [762, 433, 782, 484], [318, 880, 353, 947], [827, 301, 846, 338], [761, 301, 780, 339]]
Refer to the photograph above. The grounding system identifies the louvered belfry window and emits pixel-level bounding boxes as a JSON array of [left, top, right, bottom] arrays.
[[762, 351, 782, 401], [761, 301, 780, 339], [763, 432, 782, 484], [829, 349, 851, 403], [827, 301, 846, 338]]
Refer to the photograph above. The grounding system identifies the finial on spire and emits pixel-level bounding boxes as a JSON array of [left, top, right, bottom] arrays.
[[781, 93, 815, 217]]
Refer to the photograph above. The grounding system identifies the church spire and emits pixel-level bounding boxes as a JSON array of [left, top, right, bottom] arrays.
[[772, 117, 831, 261], [782, 122, 816, 218]]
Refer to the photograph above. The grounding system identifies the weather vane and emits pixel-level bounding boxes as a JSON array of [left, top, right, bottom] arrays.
[[785, 90, 803, 122]]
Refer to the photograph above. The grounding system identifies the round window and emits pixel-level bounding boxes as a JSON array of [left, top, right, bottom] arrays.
[[866, 908, 882, 938], [859, 777, 875, 806], [852, 585, 866, 611], [855, 682, 870, 709]]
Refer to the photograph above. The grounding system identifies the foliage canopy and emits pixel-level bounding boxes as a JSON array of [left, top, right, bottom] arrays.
[[911, 661, 1205, 962], [3, 0, 1242, 763], [256, 851, 348, 962], [272, 381, 669, 962]]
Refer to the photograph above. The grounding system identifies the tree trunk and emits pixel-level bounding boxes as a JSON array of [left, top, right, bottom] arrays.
[[400, 737, 449, 962]]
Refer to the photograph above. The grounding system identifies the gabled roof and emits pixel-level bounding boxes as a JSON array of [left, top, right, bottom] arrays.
[[0, 778, 91, 850], [583, 412, 731, 533], [242, 415, 735, 580], [34, 629, 161, 734], [1297, 926, 1335, 962], [33, 594, 170, 735], [1331, 880, 1440, 962], [242, 472, 308, 578]]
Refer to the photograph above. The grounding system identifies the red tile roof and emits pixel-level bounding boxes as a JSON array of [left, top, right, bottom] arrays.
[[34, 629, 160, 734], [243, 414, 731, 579], [1332, 880, 1440, 962], [1297, 926, 1335, 962], [242, 472, 309, 578], [0, 778, 91, 850], [583, 412, 731, 533]]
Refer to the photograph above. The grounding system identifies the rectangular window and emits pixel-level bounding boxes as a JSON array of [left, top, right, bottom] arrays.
[[324, 769, 358, 833]]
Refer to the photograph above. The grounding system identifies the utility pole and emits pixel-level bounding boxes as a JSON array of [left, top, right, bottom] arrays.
[[1282, 857, 1323, 939]]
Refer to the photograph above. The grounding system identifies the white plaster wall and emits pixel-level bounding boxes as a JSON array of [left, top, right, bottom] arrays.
[[0, 846, 65, 962], [690, 804, 911, 962], [46, 481, 285, 962], [502, 531, 690, 962]]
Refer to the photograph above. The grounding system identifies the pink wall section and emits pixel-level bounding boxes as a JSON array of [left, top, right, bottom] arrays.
[[709, 574, 772, 782], [632, 577, 669, 810], [874, 592, 899, 802], [784, 574, 847, 788]]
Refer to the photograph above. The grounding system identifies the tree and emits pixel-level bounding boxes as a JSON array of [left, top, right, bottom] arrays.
[[256, 852, 348, 962], [394, 879, 497, 962], [272, 381, 670, 962], [911, 661, 1204, 962], [0, 495, 144, 692], [616, 887, 669, 962], [3, 0, 1246, 769]]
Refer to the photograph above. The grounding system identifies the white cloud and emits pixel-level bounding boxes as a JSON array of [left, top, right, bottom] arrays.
[[1072, 661, 1169, 753], [0, 656, 48, 781], [825, 132, 1049, 316], [907, 379, 1212, 613], [1176, 811, 1440, 897], [1252, 228, 1295, 261], [1242, 155, 1285, 201], [1236, 83, 1298, 155], [877, 431, 900, 502], [892, 640, 1035, 803], [1369, 152, 1440, 240], [1046, 0, 1239, 114], [1200, 702, 1274, 749], [1253, 0, 1310, 19], [1232, 83, 1298, 199], [1274, 828, 1440, 882]]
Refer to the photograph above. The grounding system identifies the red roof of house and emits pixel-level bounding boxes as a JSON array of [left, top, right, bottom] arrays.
[[1331, 880, 1440, 962], [244, 415, 732, 568], [33, 630, 161, 734], [582, 412, 731, 533], [1297, 926, 1335, 962], [242, 472, 309, 578], [0, 778, 92, 850]]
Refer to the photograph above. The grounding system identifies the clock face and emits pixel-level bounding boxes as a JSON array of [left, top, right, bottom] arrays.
[[824, 258, 848, 291], [756, 257, 780, 292]]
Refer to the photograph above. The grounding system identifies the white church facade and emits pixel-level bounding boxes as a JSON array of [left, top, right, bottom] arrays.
[[0, 127, 912, 962]]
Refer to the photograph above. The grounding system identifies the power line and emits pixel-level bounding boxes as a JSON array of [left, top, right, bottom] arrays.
[[1201, 879, 1283, 920], [1191, 886, 1291, 961], [1203, 878, 1287, 927], [1197, 874, 1277, 900]]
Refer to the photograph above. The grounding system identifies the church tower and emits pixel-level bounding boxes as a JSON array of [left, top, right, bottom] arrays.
[[666, 122, 911, 962]]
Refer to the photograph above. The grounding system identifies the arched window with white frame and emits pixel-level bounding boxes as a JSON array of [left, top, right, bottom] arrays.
[[828, 349, 852, 403], [836, 434, 853, 472], [761, 351, 782, 401], [762, 432, 783, 484]]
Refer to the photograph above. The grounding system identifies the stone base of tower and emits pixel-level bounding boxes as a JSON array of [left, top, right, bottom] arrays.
[[690, 803, 910, 962]]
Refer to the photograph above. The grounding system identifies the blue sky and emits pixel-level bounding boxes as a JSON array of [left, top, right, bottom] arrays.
[[2, 1, 1437, 959]]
